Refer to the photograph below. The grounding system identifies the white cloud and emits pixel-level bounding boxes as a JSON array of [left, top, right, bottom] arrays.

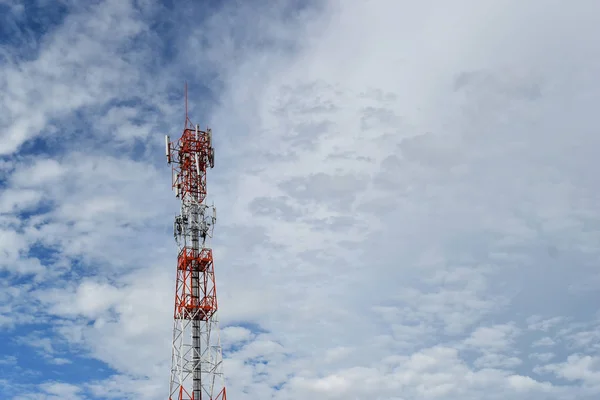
[[533, 336, 556, 347], [0, 355, 17, 365], [13, 382, 82, 400], [10, 159, 65, 187], [222, 326, 253, 344], [527, 316, 565, 332], [541, 355, 600, 387], [530, 352, 555, 363], [0, 188, 42, 214], [464, 324, 520, 351], [40, 382, 81, 398], [507, 375, 552, 393]]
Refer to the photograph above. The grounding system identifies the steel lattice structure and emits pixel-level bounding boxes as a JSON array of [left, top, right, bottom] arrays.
[[165, 86, 227, 400]]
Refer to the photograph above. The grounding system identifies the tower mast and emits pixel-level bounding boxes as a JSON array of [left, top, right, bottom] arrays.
[[165, 84, 226, 400]]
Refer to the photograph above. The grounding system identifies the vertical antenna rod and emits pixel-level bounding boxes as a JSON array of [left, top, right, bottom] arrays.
[[165, 85, 224, 400]]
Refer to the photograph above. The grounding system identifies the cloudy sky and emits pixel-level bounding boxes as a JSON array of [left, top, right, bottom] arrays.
[[1, 0, 600, 399]]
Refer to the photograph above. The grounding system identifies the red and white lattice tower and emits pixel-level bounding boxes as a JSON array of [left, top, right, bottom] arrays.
[[165, 85, 227, 400]]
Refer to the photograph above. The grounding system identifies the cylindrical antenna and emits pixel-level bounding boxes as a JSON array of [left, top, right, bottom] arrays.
[[165, 135, 171, 163], [195, 153, 200, 179], [184, 82, 188, 129]]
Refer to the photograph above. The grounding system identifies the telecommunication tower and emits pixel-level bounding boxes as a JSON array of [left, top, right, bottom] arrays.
[[165, 85, 227, 400]]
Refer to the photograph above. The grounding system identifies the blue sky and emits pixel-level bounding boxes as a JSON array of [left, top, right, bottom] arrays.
[[2, 0, 600, 399]]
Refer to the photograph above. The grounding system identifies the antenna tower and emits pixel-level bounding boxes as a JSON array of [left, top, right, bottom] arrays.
[[165, 84, 226, 400]]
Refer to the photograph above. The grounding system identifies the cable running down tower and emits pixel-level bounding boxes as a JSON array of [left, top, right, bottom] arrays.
[[165, 85, 226, 400]]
